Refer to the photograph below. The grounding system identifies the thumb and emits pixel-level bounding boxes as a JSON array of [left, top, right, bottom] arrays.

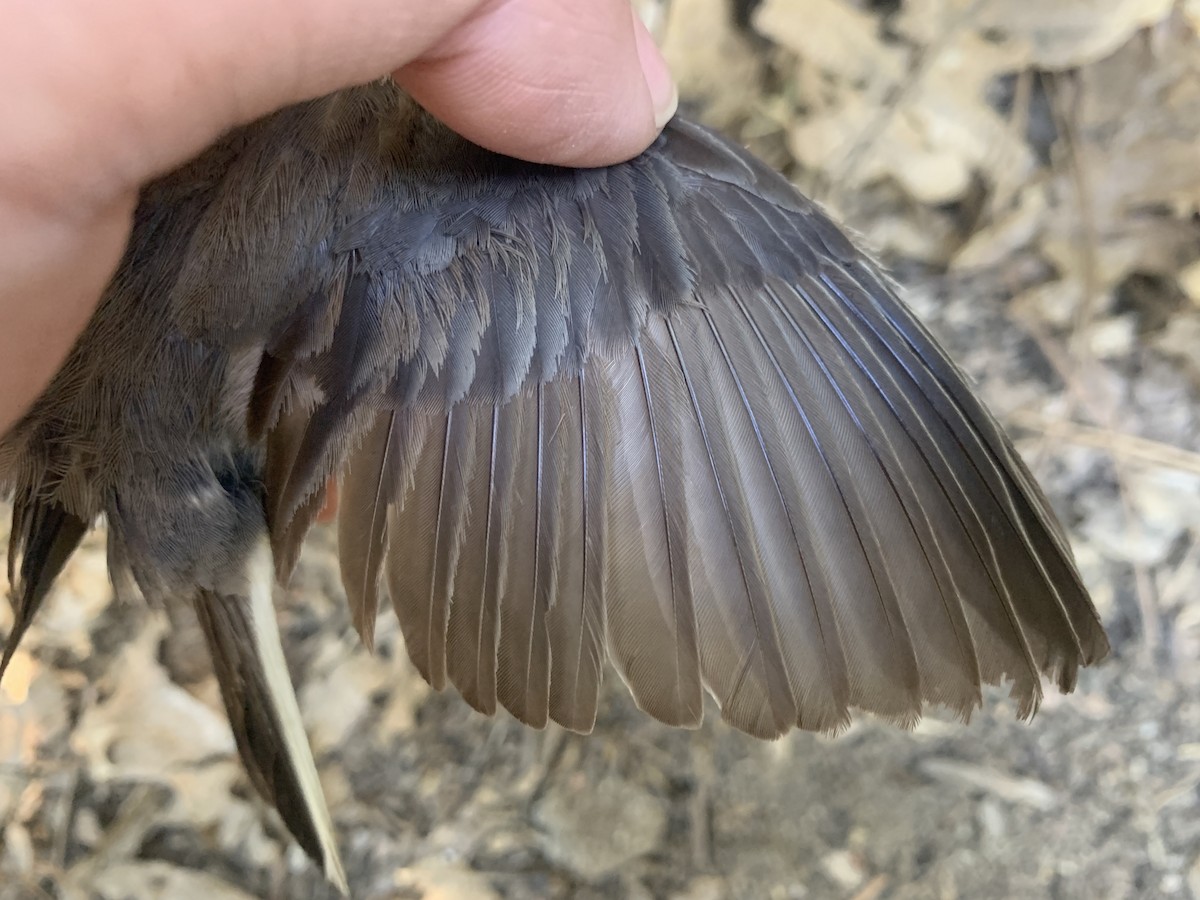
[[395, 0, 677, 167]]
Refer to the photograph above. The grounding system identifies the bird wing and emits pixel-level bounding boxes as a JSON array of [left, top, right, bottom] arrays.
[[218, 94, 1108, 739]]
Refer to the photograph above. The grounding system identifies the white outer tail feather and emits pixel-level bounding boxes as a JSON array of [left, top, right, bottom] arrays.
[[247, 539, 348, 894]]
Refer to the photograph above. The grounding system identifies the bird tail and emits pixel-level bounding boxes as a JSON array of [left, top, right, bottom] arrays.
[[2, 498, 89, 679], [194, 538, 347, 894]]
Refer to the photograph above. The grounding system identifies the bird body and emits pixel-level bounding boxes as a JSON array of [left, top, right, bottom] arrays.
[[1, 81, 1107, 891]]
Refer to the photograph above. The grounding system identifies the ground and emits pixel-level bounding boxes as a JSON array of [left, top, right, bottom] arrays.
[[3, 1, 1200, 898]]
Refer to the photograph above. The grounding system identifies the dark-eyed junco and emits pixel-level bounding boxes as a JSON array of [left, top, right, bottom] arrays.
[[1, 81, 1108, 892]]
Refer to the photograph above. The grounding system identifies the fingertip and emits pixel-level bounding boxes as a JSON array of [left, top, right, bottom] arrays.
[[632, 8, 678, 130], [395, 0, 675, 167]]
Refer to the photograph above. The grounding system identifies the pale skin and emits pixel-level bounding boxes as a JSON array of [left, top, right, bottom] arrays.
[[0, 0, 677, 433]]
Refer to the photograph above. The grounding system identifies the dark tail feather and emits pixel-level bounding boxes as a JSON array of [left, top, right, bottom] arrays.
[[2, 501, 88, 679]]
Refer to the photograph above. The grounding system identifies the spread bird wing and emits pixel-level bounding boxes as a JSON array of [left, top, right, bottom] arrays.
[[0, 84, 1110, 889], [182, 88, 1106, 739]]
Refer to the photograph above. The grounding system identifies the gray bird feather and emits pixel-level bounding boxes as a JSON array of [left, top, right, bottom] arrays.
[[0, 81, 1108, 889]]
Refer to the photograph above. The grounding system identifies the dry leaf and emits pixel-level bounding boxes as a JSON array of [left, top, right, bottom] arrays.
[[755, 0, 904, 84], [953, 186, 1049, 269], [972, 0, 1175, 70]]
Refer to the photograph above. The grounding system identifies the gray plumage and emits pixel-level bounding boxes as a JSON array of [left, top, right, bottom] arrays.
[[1, 81, 1107, 889]]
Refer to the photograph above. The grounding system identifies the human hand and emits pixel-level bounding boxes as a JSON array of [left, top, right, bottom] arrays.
[[0, 0, 676, 433]]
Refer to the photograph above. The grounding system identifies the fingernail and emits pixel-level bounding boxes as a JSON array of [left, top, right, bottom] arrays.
[[632, 13, 678, 130]]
